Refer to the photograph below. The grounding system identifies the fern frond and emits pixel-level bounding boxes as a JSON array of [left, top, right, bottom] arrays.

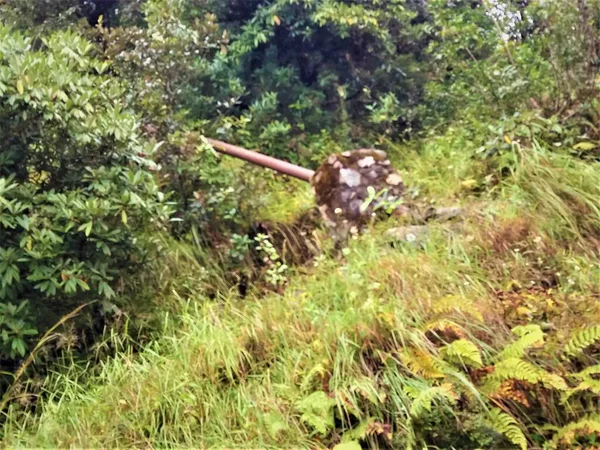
[[482, 358, 567, 394], [573, 379, 600, 395], [561, 379, 600, 403], [295, 391, 335, 436], [496, 325, 544, 361], [562, 364, 600, 403], [400, 350, 446, 379], [549, 414, 600, 447], [440, 339, 483, 368], [490, 380, 531, 407], [487, 358, 540, 384], [485, 408, 528, 450], [423, 318, 466, 339], [431, 295, 484, 322], [408, 383, 458, 419], [562, 325, 600, 358], [574, 364, 600, 379]]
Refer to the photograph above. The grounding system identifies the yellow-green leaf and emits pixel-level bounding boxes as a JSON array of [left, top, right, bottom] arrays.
[[573, 142, 597, 151], [441, 339, 483, 368], [333, 442, 362, 450], [121, 210, 128, 225], [461, 179, 478, 189], [78, 221, 93, 237], [16, 79, 24, 94]]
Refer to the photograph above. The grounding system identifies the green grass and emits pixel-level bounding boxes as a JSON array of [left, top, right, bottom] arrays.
[[3, 120, 600, 449]]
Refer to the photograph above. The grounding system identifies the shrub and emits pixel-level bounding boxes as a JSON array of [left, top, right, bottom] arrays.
[[0, 25, 171, 358]]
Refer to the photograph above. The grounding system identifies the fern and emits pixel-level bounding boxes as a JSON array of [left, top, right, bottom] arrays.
[[440, 339, 483, 368], [485, 408, 528, 450], [574, 364, 600, 379], [423, 318, 466, 339], [563, 364, 600, 400], [482, 358, 567, 394], [487, 358, 540, 384], [562, 371, 600, 403], [295, 391, 335, 436], [562, 325, 600, 358], [549, 414, 600, 447], [574, 379, 600, 395], [490, 380, 530, 407], [408, 383, 458, 419], [496, 325, 544, 361], [431, 295, 483, 322], [400, 350, 446, 379]]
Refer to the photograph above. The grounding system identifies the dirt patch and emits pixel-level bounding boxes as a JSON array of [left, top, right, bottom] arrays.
[[487, 216, 535, 254], [247, 208, 323, 266], [226, 208, 325, 296]]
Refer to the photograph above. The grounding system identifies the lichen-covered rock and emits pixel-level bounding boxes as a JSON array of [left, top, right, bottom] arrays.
[[310, 148, 405, 242]]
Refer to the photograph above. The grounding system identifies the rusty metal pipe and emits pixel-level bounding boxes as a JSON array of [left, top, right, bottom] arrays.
[[206, 138, 315, 182]]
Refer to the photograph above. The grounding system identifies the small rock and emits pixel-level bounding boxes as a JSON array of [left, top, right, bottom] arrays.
[[385, 225, 429, 243], [426, 206, 463, 222], [386, 173, 403, 186], [358, 156, 376, 168], [339, 168, 362, 187]]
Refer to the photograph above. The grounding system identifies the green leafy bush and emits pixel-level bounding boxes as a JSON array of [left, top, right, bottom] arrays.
[[0, 0, 81, 31], [0, 25, 170, 357], [171, 0, 433, 163]]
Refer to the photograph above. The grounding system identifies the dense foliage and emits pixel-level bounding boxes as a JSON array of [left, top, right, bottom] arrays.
[[1, 0, 600, 448], [0, 24, 170, 358]]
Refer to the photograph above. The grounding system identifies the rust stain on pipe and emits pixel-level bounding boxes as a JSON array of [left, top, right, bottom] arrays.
[[206, 138, 315, 182]]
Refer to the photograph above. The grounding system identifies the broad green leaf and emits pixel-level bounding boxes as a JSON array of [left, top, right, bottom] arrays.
[[12, 338, 26, 357], [76, 278, 90, 291], [78, 221, 93, 237]]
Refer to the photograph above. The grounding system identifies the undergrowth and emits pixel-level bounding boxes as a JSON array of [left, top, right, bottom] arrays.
[[2, 116, 600, 449]]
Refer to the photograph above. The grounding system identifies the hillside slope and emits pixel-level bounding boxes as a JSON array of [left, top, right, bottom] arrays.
[[3, 120, 600, 449]]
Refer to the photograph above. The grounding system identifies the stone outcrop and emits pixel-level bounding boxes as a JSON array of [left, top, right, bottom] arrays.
[[310, 149, 405, 242]]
